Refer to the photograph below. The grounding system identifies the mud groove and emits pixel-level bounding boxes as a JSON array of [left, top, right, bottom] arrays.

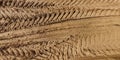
[[1, 0, 120, 8], [0, 6, 120, 33], [0, 0, 120, 60], [0, 16, 120, 60], [0, 0, 55, 8]]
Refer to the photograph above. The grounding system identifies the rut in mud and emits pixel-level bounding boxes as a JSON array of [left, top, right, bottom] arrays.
[[0, 0, 120, 60]]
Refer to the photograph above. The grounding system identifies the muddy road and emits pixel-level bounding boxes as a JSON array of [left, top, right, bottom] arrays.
[[0, 0, 120, 60]]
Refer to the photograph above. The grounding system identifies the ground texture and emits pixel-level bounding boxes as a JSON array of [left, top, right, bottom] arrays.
[[0, 0, 120, 60]]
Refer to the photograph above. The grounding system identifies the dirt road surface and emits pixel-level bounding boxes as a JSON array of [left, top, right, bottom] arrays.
[[0, 0, 120, 60]]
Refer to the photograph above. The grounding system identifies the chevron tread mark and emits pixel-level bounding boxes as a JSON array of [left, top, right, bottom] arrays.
[[0, 0, 55, 8], [0, 6, 120, 33], [0, 33, 120, 60], [0, 35, 78, 60], [0, 0, 120, 60]]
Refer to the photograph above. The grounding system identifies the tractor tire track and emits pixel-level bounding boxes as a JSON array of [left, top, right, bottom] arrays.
[[0, 0, 55, 8], [0, 0, 120, 60], [0, 6, 120, 33]]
